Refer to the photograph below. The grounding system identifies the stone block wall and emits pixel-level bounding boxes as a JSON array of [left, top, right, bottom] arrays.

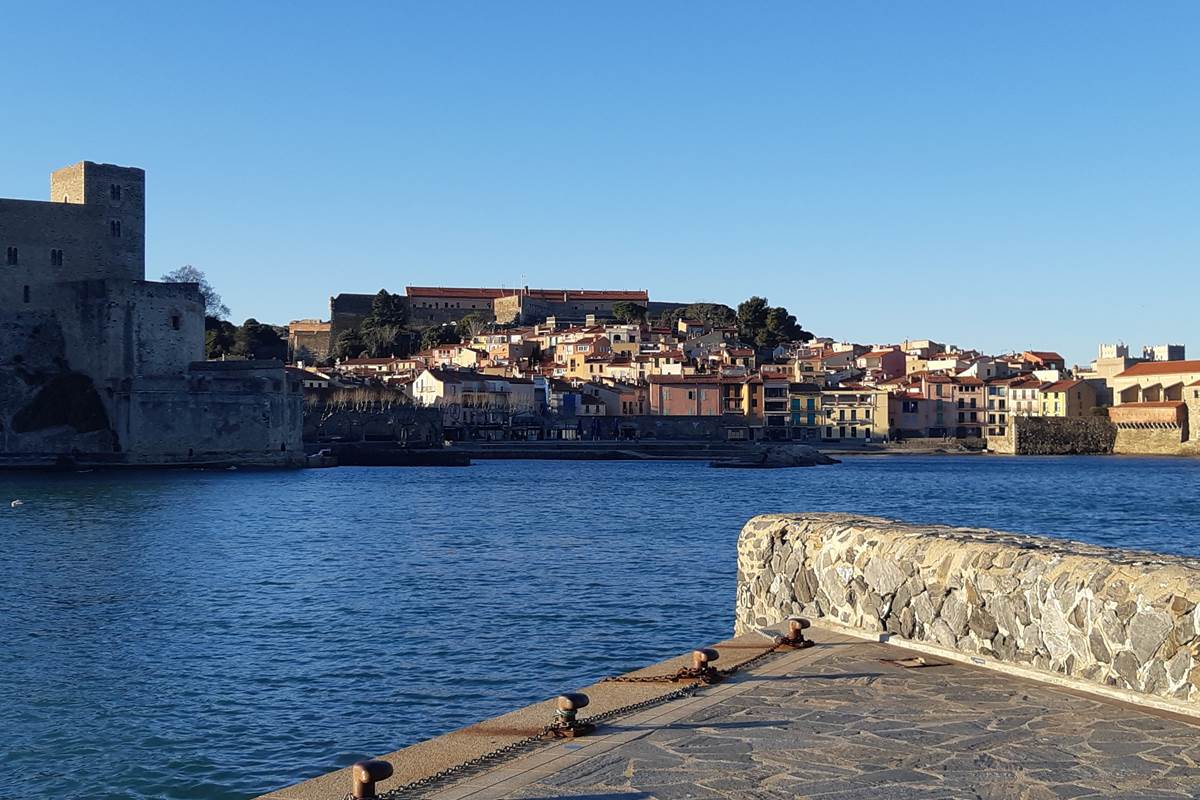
[[990, 415, 1116, 455], [1113, 427, 1188, 455], [736, 514, 1200, 707]]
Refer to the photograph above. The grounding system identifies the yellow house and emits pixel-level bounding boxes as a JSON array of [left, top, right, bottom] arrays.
[[1039, 379, 1097, 417], [820, 385, 889, 441], [560, 336, 612, 376]]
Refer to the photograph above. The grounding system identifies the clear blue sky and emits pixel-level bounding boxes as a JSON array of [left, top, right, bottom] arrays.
[[3, 3, 1198, 365]]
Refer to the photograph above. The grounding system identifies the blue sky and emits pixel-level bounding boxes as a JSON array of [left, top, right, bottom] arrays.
[[3, 2, 1197, 365]]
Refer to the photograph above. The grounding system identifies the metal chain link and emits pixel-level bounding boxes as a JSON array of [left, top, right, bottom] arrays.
[[360, 639, 792, 799]]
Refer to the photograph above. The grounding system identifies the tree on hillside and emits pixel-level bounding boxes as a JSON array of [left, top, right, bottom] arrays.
[[687, 303, 736, 327], [736, 296, 811, 347], [457, 312, 490, 340], [205, 316, 237, 359], [421, 324, 462, 351], [161, 265, 231, 320], [333, 328, 367, 360], [361, 289, 409, 331], [612, 302, 647, 323], [657, 302, 736, 329], [354, 290, 416, 358], [232, 318, 287, 361], [362, 325, 414, 358]]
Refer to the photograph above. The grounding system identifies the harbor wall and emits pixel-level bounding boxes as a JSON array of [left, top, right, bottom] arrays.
[[990, 416, 1115, 455], [736, 513, 1200, 708]]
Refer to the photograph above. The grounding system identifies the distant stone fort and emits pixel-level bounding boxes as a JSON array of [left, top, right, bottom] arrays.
[[290, 286, 684, 362], [0, 161, 302, 466]]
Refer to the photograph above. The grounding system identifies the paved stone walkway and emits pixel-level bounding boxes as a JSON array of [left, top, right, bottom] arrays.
[[431, 628, 1200, 800]]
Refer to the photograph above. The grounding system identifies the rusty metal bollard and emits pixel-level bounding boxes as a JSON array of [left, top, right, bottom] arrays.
[[779, 616, 814, 649], [350, 759, 393, 799], [551, 692, 595, 737], [691, 648, 722, 683]]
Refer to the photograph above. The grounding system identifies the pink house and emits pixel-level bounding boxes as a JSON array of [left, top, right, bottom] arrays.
[[856, 347, 906, 382]]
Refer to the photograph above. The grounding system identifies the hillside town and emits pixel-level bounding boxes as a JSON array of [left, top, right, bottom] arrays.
[[280, 285, 1199, 450]]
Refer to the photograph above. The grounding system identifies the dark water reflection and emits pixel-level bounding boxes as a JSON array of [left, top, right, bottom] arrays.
[[1, 456, 1198, 799]]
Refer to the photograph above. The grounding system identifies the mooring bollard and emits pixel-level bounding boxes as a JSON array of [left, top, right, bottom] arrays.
[[350, 759, 393, 799], [779, 616, 814, 648], [551, 692, 595, 737], [691, 647, 722, 683]]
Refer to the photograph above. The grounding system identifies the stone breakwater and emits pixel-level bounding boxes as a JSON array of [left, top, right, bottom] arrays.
[[735, 513, 1200, 706]]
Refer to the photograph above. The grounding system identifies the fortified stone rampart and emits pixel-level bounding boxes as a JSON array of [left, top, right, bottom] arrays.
[[304, 398, 442, 445], [0, 161, 145, 288], [736, 514, 1200, 710], [990, 415, 1115, 455], [1, 160, 301, 466]]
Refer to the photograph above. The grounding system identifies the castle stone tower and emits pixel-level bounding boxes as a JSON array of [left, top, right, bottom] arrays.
[[49, 161, 146, 280]]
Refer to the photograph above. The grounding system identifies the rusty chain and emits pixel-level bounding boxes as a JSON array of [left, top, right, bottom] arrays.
[[364, 682, 702, 799], [600, 637, 794, 685], [361, 637, 797, 799]]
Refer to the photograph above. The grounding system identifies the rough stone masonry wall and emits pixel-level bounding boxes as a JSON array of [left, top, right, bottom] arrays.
[[736, 513, 1200, 707], [1113, 427, 1193, 456], [991, 416, 1115, 455]]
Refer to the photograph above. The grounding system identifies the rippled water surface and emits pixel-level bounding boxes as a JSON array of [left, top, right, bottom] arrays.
[[2, 456, 1200, 800]]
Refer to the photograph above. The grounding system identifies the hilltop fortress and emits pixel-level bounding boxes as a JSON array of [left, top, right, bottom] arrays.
[[0, 161, 301, 466], [290, 286, 683, 363]]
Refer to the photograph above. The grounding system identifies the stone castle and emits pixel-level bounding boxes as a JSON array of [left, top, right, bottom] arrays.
[[290, 286, 684, 363], [0, 160, 302, 466]]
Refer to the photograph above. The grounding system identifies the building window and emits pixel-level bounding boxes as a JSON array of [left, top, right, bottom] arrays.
[[110, 220, 122, 238], [5, 247, 17, 265], [110, 184, 122, 201], [171, 315, 181, 330], [23, 285, 31, 303], [50, 249, 63, 266]]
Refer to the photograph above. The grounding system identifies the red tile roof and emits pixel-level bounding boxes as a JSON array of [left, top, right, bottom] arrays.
[[1115, 401, 1185, 409], [1042, 379, 1082, 393], [1023, 350, 1065, 364], [1116, 360, 1200, 378], [406, 286, 649, 302]]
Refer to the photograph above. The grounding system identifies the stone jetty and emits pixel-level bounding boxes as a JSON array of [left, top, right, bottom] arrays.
[[257, 514, 1200, 799]]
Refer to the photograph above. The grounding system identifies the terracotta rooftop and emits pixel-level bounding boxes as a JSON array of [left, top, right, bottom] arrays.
[[405, 286, 649, 302], [1115, 401, 1185, 408], [1116, 360, 1200, 378], [1042, 379, 1083, 393], [1023, 350, 1065, 363]]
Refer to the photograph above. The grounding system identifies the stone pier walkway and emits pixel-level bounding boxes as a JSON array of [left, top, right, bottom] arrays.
[[427, 626, 1200, 800]]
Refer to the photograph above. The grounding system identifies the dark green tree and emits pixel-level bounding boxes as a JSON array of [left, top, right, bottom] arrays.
[[737, 297, 770, 338], [333, 328, 368, 360], [204, 316, 237, 359], [361, 290, 409, 331], [736, 296, 811, 347], [612, 302, 647, 323], [232, 318, 287, 360], [657, 302, 737, 329], [421, 324, 462, 351]]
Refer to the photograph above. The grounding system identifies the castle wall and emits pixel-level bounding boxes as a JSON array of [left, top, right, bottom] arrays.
[[1, 160, 302, 467], [0, 161, 145, 287], [119, 363, 304, 465], [329, 292, 378, 342], [990, 416, 1116, 455]]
